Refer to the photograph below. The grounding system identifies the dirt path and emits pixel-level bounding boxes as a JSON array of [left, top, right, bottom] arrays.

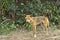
[[0, 28, 60, 40]]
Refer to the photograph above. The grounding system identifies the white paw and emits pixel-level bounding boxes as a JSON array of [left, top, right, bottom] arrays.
[[34, 34, 36, 38]]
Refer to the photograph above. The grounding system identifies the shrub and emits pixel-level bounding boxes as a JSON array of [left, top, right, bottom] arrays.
[[0, 0, 60, 31], [24, 22, 32, 31], [0, 16, 17, 33]]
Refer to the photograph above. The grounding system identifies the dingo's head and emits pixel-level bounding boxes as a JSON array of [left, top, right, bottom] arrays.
[[25, 15, 31, 23]]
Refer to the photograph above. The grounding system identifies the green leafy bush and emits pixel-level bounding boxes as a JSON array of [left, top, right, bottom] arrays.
[[24, 22, 32, 31], [16, 0, 60, 25], [0, 0, 60, 31], [0, 17, 17, 33]]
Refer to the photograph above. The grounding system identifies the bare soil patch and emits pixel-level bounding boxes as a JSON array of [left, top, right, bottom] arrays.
[[0, 26, 60, 40]]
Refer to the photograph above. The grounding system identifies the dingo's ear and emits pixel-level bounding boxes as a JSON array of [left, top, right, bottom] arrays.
[[24, 14, 32, 17], [24, 14, 26, 17], [24, 14, 26, 16]]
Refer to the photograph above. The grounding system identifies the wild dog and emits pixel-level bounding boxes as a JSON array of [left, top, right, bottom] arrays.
[[25, 15, 49, 38]]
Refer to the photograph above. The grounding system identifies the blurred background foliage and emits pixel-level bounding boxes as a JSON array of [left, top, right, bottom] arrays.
[[0, 0, 60, 32]]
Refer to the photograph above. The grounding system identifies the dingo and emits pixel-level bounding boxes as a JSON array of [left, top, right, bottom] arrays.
[[25, 15, 49, 38]]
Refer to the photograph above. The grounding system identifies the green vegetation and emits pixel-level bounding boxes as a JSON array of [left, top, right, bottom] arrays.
[[0, 0, 60, 33]]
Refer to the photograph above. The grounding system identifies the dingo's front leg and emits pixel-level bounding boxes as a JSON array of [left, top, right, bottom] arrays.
[[33, 25, 36, 38]]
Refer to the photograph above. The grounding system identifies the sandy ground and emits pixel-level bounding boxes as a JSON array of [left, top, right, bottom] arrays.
[[0, 26, 60, 40]]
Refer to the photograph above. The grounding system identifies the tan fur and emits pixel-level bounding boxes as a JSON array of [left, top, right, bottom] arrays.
[[25, 15, 49, 37]]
